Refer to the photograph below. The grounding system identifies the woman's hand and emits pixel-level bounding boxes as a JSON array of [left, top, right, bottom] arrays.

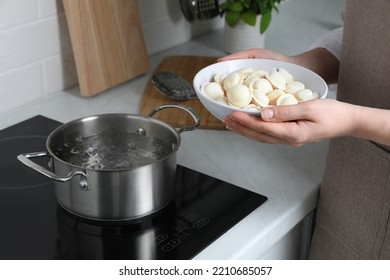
[[224, 99, 356, 146], [218, 49, 390, 146]]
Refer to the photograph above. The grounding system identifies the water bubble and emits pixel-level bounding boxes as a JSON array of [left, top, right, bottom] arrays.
[[136, 127, 146, 136], [70, 147, 80, 154], [90, 164, 103, 170], [127, 143, 136, 149], [86, 146, 97, 156], [75, 136, 85, 143], [57, 132, 171, 170]]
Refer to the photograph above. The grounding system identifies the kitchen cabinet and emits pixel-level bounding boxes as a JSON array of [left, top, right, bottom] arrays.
[[260, 213, 314, 259]]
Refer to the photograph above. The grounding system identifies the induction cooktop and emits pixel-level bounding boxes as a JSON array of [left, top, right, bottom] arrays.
[[0, 115, 267, 260]]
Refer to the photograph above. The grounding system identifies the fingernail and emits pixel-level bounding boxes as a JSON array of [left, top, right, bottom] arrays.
[[261, 108, 274, 119], [224, 115, 233, 123], [224, 117, 233, 130]]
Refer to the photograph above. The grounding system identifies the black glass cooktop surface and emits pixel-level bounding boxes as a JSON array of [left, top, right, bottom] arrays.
[[0, 116, 267, 260]]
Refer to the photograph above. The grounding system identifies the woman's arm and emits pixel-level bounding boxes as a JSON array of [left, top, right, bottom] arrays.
[[224, 99, 390, 147], [349, 105, 390, 146], [219, 28, 390, 147], [290, 48, 339, 84]]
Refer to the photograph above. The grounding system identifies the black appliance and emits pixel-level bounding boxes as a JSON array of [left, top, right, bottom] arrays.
[[0, 116, 267, 260]]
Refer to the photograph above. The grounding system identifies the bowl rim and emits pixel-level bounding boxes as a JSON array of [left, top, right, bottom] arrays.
[[193, 58, 328, 115]]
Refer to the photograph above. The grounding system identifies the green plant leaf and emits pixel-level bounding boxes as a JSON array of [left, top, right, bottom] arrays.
[[227, 2, 244, 12], [241, 10, 257, 26], [225, 10, 241, 27], [242, 0, 252, 9], [220, 0, 283, 34], [256, 0, 267, 14], [260, 11, 272, 34]]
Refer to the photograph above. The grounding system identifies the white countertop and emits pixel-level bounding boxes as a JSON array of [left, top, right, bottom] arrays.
[[0, 0, 343, 259]]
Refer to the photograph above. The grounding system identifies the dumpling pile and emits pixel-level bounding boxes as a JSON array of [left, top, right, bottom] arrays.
[[201, 67, 320, 110]]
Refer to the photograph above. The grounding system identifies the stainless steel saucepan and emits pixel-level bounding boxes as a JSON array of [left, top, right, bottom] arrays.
[[17, 105, 200, 221]]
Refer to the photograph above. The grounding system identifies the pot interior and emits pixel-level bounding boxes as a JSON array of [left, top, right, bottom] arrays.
[[48, 114, 179, 171]]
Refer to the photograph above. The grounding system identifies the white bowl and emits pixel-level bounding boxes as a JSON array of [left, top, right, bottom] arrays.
[[193, 59, 328, 122]]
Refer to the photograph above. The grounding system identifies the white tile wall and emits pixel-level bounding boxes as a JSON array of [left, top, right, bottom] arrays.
[[0, 0, 223, 115]]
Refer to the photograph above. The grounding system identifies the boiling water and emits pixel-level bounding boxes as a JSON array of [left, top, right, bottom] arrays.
[[54, 132, 173, 170]]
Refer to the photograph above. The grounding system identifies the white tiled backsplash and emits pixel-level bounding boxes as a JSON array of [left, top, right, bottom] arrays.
[[0, 0, 223, 114]]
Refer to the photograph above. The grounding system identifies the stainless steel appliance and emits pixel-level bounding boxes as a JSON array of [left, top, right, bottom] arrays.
[[0, 116, 267, 260], [17, 105, 200, 221]]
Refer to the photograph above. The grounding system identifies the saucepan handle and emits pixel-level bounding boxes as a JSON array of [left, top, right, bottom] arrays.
[[17, 152, 89, 191], [148, 104, 200, 133]]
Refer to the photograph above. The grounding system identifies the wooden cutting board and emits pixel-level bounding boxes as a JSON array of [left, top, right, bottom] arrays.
[[63, 0, 150, 97], [140, 55, 226, 130]]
